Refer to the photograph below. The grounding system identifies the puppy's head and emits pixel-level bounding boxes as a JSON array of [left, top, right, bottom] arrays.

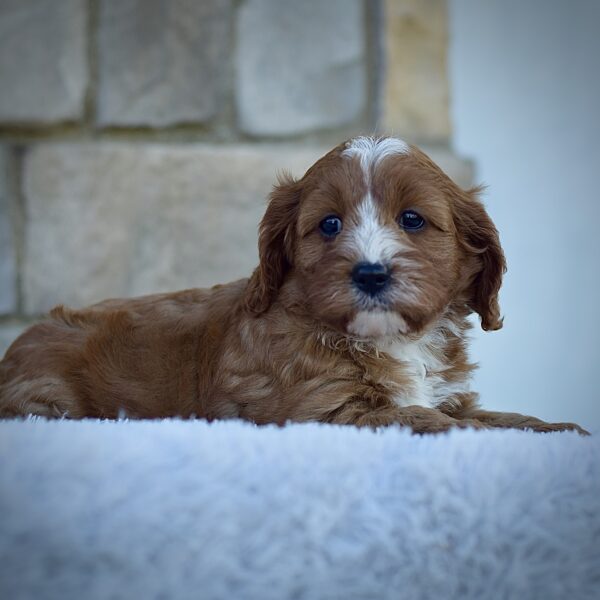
[[245, 136, 506, 340]]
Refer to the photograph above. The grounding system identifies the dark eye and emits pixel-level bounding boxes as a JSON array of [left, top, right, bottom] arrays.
[[319, 215, 343, 237], [399, 210, 425, 231]]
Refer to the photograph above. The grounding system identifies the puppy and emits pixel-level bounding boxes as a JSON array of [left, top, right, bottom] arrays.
[[0, 136, 586, 434]]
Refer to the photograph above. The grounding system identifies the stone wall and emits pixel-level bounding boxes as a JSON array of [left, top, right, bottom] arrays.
[[0, 0, 471, 354]]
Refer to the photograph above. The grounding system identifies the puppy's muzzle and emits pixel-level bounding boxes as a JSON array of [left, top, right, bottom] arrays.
[[351, 263, 391, 296]]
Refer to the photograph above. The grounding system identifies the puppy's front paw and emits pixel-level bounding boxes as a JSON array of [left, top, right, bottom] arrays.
[[453, 418, 491, 431], [527, 421, 590, 436], [406, 410, 489, 435]]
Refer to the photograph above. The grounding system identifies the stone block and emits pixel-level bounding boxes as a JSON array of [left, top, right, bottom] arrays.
[[236, 0, 366, 136], [383, 0, 451, 143], [22, 143, 322, 314], [97, 0, 232, 127], [0, 0, 88, 124], [0, 147, 17, 314]]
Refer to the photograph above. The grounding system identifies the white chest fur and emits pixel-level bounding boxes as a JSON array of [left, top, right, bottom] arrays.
[[381, 331, 469, 409]]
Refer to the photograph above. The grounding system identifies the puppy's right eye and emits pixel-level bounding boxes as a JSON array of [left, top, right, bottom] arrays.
[[319, 215, 343, 237]]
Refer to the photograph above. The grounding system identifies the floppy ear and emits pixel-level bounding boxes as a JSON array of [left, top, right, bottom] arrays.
[[245, 174, 301, 314], [453, 187, 507, 331]]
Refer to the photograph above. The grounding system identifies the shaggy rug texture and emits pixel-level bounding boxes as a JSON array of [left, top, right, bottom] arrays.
[[0, 419, 598, 600]]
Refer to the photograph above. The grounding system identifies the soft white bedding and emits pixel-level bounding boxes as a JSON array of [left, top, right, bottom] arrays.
[[0, 419, 598, 600]]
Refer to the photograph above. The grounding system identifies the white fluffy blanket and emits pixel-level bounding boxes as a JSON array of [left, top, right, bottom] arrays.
[[0, 419, 598, 600]]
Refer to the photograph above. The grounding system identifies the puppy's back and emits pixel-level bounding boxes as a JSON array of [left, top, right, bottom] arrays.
[[0, 282, 247, 419]]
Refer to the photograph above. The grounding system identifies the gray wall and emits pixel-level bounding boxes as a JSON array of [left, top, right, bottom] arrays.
[[450, 0, 600, 429]]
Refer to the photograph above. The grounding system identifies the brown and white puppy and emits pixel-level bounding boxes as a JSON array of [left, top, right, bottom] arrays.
[[0, 137, 587, 434]]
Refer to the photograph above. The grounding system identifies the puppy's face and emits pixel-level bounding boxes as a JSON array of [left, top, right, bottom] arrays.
[[246, 137, 505, 340]]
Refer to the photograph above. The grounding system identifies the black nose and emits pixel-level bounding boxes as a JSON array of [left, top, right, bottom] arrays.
[[351, 263, 391, 296]]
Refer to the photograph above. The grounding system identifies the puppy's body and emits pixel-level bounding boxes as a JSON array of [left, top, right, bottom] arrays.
[[0, 280, 473, 424], [0, 137, 586, 433]]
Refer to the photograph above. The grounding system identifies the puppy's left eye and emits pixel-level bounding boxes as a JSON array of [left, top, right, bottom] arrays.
[[319, 215, 343, 237], [399, 210, 425, 231]]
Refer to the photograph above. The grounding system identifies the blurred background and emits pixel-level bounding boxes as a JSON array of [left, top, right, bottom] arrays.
[[0, 0, 598, 429]]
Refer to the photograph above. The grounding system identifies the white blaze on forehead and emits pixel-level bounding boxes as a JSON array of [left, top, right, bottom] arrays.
[[342, 136, 410, 264], [351, 194, 399, 263], [342, 136, 410, 186]]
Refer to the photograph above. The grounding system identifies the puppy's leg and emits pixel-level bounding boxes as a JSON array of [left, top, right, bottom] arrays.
[[0, 375, 76, 418], [454, 408, 589, 435], [327, 401, 488, 434]]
